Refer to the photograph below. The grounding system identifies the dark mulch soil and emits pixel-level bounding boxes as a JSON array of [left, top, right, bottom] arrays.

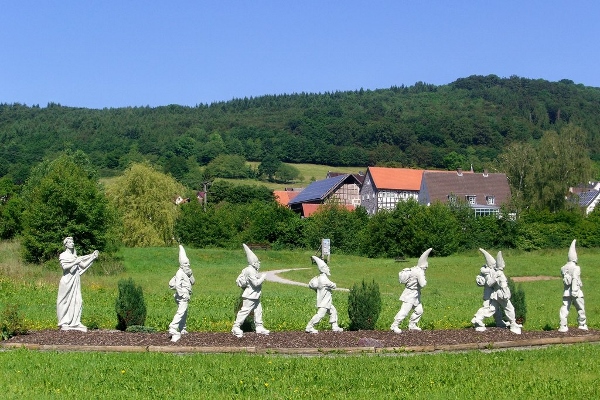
[[5, 327, 598, 350]]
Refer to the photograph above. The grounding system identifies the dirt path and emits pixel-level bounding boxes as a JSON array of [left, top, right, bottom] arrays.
[[511, 275, 560, 282], [264, 268, 349, 291]]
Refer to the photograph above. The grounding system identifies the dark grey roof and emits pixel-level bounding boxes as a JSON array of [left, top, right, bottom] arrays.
[[420, 171, 511, 206], [289, 174, 349, 205]]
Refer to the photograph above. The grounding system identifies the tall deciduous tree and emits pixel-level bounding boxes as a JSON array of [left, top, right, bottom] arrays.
[[499, 125, 592, 212], [258, 155, 282, 181], [533, 126, 592, 211], [498, 141, 537, 212], [106, 162, 185, 247], [21, 151, 117, 263]]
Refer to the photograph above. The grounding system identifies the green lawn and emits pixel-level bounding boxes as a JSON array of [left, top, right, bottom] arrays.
[[1, 241, 598, 332], [2, 344, 600, 398], [3, 240, 600, 398]]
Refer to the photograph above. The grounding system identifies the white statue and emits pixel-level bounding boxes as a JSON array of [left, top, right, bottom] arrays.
[[168, 245, 195, 342], [390, 248, 432, 333], [491, 251, 521, 334], [231, 244, 270, 338], [305, 256, 343, 334], [559, 239, 587, 332], [471, 248, 502, 331], [471, 249, 521, 334], [57, 237, 99, 332]]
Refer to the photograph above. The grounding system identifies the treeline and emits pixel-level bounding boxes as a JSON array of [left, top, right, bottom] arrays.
[[2, 75, 600, 185], [2, 153, 599, 263], [175, 200, 600, 258]]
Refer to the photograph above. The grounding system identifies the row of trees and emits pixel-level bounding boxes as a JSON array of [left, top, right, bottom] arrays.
[[2, 151, 600, 265]]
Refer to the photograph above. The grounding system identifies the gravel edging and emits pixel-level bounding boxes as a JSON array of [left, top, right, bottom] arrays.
[[3, 333, 600, 355]]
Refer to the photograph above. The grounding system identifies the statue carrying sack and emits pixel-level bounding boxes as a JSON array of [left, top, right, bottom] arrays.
[[399, 268, 412, 284], [236, 271, 248, 288]]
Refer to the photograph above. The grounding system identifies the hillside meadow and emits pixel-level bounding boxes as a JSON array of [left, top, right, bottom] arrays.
[[1, 240, 598, 332], [99, 162, 362, 192]]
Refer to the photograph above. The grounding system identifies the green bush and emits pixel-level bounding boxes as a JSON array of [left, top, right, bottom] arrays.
[[1, 303, 27, 340], [347, 279, 381, 330], [507, 277, 527, 325], [115, 278, 147, 331]]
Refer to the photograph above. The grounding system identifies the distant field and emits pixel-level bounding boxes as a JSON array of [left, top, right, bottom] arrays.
[[100, 162, 365, 191]]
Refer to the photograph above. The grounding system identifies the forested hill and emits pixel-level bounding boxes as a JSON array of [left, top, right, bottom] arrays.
[[2, 74, 600, 182]]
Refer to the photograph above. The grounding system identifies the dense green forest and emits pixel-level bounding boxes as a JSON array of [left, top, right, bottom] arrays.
[[2, 75, 600, 186]]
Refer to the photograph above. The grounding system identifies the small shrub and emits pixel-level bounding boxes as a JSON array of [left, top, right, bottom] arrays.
[[1, 303, 28, 340], [115, 278, 147, 331], [234, 292, 255, 332], [507, 277, 527, 325], [347, 279, 381, 330]]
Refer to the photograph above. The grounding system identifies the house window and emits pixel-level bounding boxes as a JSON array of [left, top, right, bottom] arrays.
[[474, 208, 499, 217], [486, 196, 495, 205], [448, 194, 457, 204], [466, 195, 476, 205]]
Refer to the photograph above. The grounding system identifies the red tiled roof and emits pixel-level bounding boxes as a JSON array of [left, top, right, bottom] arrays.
[[301, 203, 355, 217], [274, 190, 300, 206], [368, 167, 424, 190]]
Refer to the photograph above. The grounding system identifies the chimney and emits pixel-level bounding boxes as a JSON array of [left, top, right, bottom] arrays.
[[483, 169, 489, 177], [457, 168, 463, 176]]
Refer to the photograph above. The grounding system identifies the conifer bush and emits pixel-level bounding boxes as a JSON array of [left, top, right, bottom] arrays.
[[1, 303, 27, 340], [347, 279, 381, 330], [507, 277, 527, 325], [115, 278, 147, 331]]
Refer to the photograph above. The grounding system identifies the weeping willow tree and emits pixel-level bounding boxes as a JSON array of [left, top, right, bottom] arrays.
[[106, 162, 185, 247]]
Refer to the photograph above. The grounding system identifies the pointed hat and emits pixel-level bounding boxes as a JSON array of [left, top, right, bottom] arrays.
[[417, 248, 433, 268], [311, 255, 328, 273], [496, 251, 505, 270], [179, 245, 189, 265], [479, 248, 496, 268], [568, 239, 577, 262], [242, 243, 259, 266]]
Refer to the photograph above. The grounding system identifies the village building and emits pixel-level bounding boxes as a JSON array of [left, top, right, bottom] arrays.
[[418, 169, 511, 216], [569, 182, 600, 215], [359, 167, 424, 215], [287, 174, 362, 217]]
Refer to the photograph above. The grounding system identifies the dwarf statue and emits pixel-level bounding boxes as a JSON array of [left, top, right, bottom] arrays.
[[471, 248, 521, 334], [559, 239, 587, 332], [231, 244, 270, 338], [390, 248, 432, 333], [168, 245, 195, 342], [305, 256, 343, 334]]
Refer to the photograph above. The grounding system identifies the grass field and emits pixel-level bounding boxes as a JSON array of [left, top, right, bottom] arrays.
[[1, 345, 600, 398], [1, 240, 598, 332], [2, 240, 600, 398]]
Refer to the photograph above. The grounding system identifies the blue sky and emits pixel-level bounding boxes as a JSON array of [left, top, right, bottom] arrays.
[[2, 1, 599, 109]]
